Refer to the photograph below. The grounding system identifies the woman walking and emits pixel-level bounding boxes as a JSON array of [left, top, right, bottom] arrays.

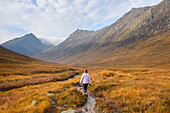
[[80, 69, 91, 95]]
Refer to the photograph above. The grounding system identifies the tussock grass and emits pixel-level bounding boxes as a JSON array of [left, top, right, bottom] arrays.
[[0, 46, 84, 112], [88, 68, 170, 113], [0, 71, 80, 91], [0, 67, 169, 113], [0, 52, 82, 91], [6, 92, 50, 113], [0, 75, 86, 113], [55, 87, 87, 107]]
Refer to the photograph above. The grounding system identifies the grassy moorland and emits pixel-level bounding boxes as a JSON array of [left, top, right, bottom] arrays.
[[0, 46, 82, 91], [1, 67, 169, 113], [86, 67, 170, 113], [0, 77, 86, 113], [0, 46, 169, 113], [0, 46, 86, 113]]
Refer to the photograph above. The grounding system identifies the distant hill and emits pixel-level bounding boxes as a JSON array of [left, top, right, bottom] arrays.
[[35, 0, 170, 68], [1, 33, 54, 56]]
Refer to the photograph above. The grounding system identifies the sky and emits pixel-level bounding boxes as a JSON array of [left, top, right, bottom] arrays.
[[0, 0, 162, 45]]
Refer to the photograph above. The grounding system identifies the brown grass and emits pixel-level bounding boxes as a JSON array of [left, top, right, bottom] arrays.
[[0, 46, 169, 112], [55, 87, 87, 107], [0, 45, 87, 113], [87, 68, 170, 113], [0, 75, 85, 113], [0, 47, 82, 91], [0, 66, 169, 113], [0, 71, 79, 91]]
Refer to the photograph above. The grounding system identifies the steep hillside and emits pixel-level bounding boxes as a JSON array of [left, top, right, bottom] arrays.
[[1, 33, 54, 56], [0, 46, 79, 75], [81, 31, 170, 68], [0, 45, 38, 64], [35, 0, 169, 68]]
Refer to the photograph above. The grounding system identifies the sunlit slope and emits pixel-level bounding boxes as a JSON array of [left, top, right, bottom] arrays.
[[0, 45, 38, 64], [0, 46, 79, 75], [35, 0, 170, 68], [79, 31, 170, 68]]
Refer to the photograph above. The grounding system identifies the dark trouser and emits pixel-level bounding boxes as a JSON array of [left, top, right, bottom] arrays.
[[83, 83, 88, 93]]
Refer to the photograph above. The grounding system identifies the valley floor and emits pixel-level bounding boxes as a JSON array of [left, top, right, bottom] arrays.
[[0, 67, 169, 113]]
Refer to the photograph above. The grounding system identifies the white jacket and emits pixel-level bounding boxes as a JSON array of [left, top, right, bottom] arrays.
[[80, 73, 91, 84]]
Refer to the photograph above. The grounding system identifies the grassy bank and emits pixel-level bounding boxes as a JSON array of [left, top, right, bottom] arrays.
[[0, 74, 86, 113], [87, 68, 170, 113]]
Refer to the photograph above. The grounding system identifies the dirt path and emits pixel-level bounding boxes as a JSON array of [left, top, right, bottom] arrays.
[[68, 74, 96, 112], [46, 74, 96, 113], [76, 86, 96, 113]]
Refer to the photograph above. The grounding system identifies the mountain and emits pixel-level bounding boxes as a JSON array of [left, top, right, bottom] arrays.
[[1, 33, 54, 56], [35, 0, 170, 68]]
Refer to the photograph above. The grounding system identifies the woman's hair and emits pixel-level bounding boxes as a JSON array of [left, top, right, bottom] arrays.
[[85, 69, 88, 73]]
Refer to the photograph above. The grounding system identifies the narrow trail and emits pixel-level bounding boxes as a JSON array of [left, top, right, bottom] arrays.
[[46, 74, 96, 113], [70, 74, 96, 112], [76, 86, 96, 113]]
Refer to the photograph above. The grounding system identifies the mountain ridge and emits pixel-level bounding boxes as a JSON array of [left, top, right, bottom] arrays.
[[35, 0, 169, 68], [1, 33, 54, 56]]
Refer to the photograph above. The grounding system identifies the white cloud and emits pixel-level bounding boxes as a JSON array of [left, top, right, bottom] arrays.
[[0, 27, 18, 43], [0, 0, 162, 45], [39, 36, 64, 45]]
